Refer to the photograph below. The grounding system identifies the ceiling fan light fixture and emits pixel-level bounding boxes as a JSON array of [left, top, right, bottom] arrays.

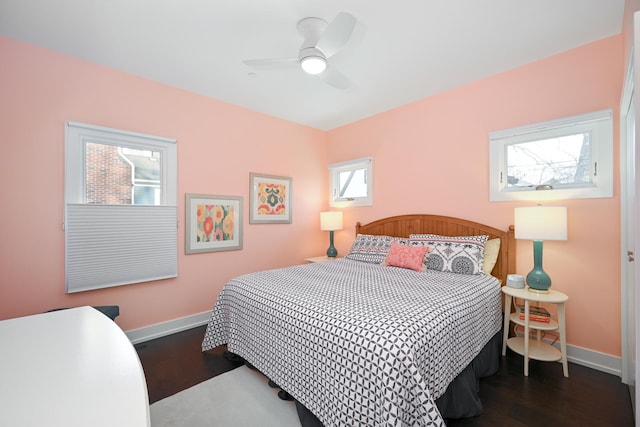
[[300, 55, 327, 75]]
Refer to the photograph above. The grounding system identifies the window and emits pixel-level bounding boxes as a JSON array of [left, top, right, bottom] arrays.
[[65, 121, 177, 293], [489, 109, 613, 201], [329, 157, 373, 207]]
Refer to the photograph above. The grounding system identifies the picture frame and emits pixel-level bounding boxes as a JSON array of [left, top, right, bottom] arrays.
[[185, 194, 243, 254], [249, 173, 293, 224]]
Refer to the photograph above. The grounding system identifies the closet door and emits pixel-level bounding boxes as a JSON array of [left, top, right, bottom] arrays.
[[621, 12, 640, 422], [621, 67, 635, 387], [628, 11, 640, 421]]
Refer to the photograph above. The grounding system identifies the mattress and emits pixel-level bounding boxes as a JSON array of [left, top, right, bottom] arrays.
[[202, 258, 502, 426]]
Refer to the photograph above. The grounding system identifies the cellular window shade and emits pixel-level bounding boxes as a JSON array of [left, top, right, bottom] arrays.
[[65, 204, 177, 293]]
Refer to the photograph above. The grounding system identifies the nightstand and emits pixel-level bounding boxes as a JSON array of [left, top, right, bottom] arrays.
[[304, 256, 338, 263], [501, 286, 569, 377]]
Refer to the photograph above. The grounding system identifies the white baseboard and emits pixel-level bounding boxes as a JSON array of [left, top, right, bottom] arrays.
[[565, 343, 621, 377], [125, 311, 211, 345], [128, 312, 623, 378]]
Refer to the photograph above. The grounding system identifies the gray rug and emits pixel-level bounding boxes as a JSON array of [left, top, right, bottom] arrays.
[[150, 365, 301, 426]]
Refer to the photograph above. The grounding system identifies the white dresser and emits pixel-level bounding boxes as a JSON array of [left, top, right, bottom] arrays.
[[0, 306, 150, 426]]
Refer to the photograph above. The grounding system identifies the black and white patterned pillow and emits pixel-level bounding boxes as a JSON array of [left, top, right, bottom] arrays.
[[346, 234, 408, 264], [409, 234, 488, 275]]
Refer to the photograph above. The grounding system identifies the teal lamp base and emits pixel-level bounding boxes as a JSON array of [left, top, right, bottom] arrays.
[[526, 240, 551, 293], [326, 230, 337, 258]]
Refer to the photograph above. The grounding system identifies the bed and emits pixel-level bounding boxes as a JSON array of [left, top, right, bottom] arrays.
[[202, 214, 515, 426]]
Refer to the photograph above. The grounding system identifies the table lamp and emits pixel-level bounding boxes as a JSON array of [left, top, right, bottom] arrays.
[[320, 211, 343, 258], [514, 205, 567, 293]]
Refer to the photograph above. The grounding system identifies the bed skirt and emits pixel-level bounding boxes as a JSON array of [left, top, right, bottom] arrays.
[[435, 329, 502, 419], [293, 329, 502, 426]]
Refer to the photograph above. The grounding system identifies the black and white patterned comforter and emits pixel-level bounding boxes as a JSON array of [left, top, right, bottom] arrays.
[[202, 258, 502, 426]]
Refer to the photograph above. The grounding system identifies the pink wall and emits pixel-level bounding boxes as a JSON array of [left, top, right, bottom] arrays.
[[0, 37, 328, 331], [0, 33, 626, 358], [328, 36, 624, 357]]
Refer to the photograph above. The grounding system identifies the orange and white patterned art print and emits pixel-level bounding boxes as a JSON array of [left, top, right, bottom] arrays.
[[256, 182, 286, 216], [196, 204, 235, 242], [186, 194, 243, 254], [250, 173, 292, 224]]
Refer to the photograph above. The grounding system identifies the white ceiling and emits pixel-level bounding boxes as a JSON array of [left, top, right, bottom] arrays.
[[0, 0, 625, 130]]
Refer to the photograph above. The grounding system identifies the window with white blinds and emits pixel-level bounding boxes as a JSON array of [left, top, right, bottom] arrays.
[[65, 121, 178, 293]]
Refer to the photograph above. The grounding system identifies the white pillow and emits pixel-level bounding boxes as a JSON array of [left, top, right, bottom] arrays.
[[483, 238, 501, 275], [409, 234, 488, 275]]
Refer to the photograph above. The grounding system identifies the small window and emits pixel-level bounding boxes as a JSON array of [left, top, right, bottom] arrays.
[[329, 157, 373, 207], [489, 109, 613, 201], [65, 121, 177, 293]]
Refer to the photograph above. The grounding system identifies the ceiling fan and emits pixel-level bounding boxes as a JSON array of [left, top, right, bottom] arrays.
[[243, 12, 357, 90]]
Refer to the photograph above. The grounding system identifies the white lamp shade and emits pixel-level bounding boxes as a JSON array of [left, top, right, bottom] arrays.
[[515, 206, 567, 241], [320, 211, 343, 231]]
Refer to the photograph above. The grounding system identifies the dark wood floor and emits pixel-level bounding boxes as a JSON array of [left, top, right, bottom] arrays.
[[136, 325, 634, 426]]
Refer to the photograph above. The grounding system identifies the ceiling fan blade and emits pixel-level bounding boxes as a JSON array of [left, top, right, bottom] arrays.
[[243, 58, 299, 70], [319, 65, 351, 90], [316, 12, 356, 58]]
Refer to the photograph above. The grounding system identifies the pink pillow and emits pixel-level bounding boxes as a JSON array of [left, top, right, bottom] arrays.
[[384, 241, 429, 272]]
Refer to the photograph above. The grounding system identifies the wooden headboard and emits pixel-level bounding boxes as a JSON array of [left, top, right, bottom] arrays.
[[356, 214, 515, 285]]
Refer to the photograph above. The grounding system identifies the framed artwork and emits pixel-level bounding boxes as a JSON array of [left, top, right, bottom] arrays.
[[185, 194, 243, 254], [249, 173, 293, 224]]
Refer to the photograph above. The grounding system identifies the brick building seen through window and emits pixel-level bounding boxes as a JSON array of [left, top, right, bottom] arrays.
[[85, 142, 161, 205]]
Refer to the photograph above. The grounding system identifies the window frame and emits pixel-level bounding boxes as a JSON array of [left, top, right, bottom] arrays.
[[65, 122, 176, 205], [329, 157, 373, 207], [489, 109, 613, 201], [64, 121, 178, 293]]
